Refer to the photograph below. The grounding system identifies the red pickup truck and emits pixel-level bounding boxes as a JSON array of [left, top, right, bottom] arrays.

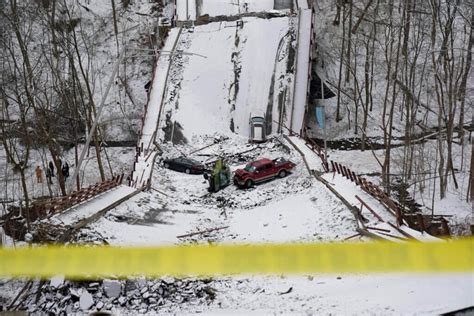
[[233, 158, 296, 188]]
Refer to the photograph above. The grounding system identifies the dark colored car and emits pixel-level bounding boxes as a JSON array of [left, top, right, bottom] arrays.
[[162, 157, 205, 174]]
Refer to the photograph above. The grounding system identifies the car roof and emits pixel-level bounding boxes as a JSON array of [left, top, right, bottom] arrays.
[[250, 158, 273, 167]]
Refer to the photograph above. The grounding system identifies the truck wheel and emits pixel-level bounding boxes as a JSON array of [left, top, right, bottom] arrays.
[[245, 179, 253, 188], [278, 170, 287, 178], [185, 168, 191, 174]]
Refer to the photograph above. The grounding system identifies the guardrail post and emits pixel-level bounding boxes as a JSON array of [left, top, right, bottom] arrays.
[[416, 213, 425, 232], [441, 219, 450, 236], [347, 168, 354, 182], [324, 161, 329, 172], [395, 206, 403, 226], [352, 172, 358, 185], [341, 166, 348, 178]]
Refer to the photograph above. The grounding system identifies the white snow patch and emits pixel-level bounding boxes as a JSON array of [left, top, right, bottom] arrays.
[[228, 189, 354, 243]]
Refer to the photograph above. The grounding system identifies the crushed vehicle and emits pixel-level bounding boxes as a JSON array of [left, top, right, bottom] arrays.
[[233, 157, 296, 188], [162, 157, 205, 174], [203, 159, 231, 192]]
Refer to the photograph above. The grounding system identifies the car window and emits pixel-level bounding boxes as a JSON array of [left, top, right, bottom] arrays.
[[251, 117, 265, 123], [244, 165, 256, 172]]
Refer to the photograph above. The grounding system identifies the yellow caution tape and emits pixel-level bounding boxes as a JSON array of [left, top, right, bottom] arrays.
[[0, 239, 472, 279]]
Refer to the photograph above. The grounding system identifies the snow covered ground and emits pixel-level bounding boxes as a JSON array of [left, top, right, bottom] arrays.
[[50, 136, 470, 314]]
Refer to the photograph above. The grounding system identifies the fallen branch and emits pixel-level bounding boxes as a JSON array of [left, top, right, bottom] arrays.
[[8, 280, 32, 310], [177, 226, 229, 239], [366, 226, 391, 232], [377, 231, 409, 240], [204, 146, 260, 166], [187, 138, 226, 156], [344, 233, 361, 240], [278, 287, 293, 295], [150, 187, 169, 197], [387, 222, 416, 240]]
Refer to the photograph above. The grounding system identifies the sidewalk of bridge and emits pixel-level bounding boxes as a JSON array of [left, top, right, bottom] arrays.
[[50, 185, 137, 226], [286, 135, 441, 242]]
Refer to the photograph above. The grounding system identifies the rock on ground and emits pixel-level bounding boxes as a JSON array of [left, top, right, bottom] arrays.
[[79, 290, 93, 311], [103, 279, 122, 298]]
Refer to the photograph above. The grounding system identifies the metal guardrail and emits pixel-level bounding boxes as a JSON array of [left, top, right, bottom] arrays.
[[330, 160, 450, 236]]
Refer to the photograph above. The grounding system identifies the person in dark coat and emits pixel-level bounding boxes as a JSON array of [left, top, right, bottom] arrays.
[[49, 161, 55, 176], [46, 167, 53, 184], [62, 162, 70, 180]]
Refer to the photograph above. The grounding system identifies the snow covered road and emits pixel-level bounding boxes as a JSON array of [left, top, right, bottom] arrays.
[[160, 15, 296, 142]]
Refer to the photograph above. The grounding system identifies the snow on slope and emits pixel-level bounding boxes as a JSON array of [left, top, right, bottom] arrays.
[[227, 189, 354, 243], [165, 22, 236, 139], [162, 16, 293, 141], [233, 17, 291, 137]]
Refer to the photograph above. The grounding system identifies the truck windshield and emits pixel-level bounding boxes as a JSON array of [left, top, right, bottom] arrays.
[[244, 165, 256, 172]]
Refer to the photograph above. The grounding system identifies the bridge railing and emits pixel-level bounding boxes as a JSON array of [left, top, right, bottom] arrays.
[[297, 126, 450, 237], [31, 174, 124, 219]]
